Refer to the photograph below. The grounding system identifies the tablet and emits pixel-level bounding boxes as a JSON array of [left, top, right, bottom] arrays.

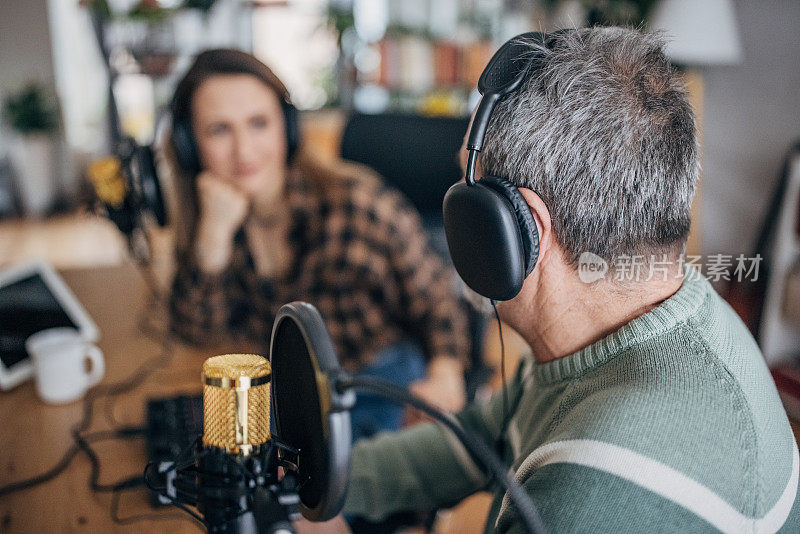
[[0, 260, 99, 390]]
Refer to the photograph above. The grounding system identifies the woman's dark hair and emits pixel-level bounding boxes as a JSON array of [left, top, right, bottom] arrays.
[[171, 48, 291, 125]]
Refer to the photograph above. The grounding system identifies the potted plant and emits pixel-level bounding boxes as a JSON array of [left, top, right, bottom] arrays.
[[2, 83, 60, 216]]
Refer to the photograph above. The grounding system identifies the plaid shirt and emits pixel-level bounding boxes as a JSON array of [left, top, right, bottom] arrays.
[[170, 163, 470, 372]]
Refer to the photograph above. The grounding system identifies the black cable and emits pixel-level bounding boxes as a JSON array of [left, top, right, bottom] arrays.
[[72, 427, 146, 493], [143, 444, 246, 529], [491, 300, 509, 438], [159, 496, 206, 526], [336, 375, 546, 534], [132, 255, 169, 339], [104, 327, 175, 426], [0, 429, 141, 498], [143, 437, 207, 492], [134, 270, 169, 346], [109, 484, 204, 529], [101, 336, 175, 426], [136, 308, 168, 344], [0, 444, 80, 498], [77, 422, 203, 528], [82, 336, 175, 432], [0, 336, 173, 498], [105, 259, 171, 426], [1, 254, 179, 531], [103, 393, 123, 428], [77, 421, 203, 528], [111, 471, 206, 529]]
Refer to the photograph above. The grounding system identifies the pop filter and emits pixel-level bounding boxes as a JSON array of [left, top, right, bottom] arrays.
[[269, 302, 355, 522]]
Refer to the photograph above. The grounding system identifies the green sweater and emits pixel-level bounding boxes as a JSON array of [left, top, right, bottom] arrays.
[[343, 273, 799, 533]]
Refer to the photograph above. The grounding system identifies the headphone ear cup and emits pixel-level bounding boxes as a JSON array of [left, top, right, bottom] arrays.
[[479, 176, 540, 276], [171, 119, 201, 177], [283, 102, 300, 162], [443, 177, 538, 301]]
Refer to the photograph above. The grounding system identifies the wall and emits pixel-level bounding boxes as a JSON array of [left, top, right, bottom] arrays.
[[0, 0, 57, 151], [702, 0, 800, 258], [0, 0, 64, 214]]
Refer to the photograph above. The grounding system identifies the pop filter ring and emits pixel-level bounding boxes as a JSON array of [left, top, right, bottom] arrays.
[[269, 302, 356, 522]]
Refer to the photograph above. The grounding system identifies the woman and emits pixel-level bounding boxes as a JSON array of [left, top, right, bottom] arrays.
[[167, 49, 471, 439]]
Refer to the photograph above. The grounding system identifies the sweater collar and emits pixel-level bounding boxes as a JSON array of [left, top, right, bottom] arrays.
[[531, 269, 710, 385]]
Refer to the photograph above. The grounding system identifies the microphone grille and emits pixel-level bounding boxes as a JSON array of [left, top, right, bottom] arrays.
[[202, 354, 271, 454]]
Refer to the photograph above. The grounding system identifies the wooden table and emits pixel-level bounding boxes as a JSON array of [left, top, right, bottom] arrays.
[[0, 264, 212, 533], [10, 264, 792, 534]]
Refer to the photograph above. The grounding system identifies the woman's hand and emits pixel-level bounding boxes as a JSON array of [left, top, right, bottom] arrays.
[[409, 356, 467, 414], [195, 172, 250, 274]]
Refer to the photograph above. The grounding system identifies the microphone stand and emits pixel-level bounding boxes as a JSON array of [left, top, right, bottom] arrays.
[[149, 438, 302, 534], [252, 484, 295, 534]]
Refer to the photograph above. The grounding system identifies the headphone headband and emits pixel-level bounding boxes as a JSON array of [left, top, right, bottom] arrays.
[[465, 32, 550, 184]]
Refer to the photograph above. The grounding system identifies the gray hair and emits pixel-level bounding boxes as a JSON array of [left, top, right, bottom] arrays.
[[480, 27, 698, 266]]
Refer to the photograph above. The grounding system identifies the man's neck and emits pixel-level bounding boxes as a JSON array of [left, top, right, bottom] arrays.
[[509, 260, 685, 364]]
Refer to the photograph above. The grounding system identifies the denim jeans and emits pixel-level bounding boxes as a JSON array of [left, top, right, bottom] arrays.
[[350, 340, 426, 443]]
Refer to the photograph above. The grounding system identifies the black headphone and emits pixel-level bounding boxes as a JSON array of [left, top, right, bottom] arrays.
[[443, 31, 559, 302], [170, 98, 301, 178]]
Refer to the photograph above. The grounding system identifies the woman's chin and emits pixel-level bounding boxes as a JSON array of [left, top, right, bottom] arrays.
[[231, 173, 265, 195], [228, 169, 284, 206]]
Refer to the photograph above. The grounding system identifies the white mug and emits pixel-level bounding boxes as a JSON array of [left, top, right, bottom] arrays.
[[26, 327, 105, 404]]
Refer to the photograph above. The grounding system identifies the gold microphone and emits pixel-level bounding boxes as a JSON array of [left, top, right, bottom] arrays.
[[202, 354, 271, 456], [153, 353, 300, 531]]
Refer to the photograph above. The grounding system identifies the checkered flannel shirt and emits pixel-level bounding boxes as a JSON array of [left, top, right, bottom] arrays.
[[170, 164, 471, 372]]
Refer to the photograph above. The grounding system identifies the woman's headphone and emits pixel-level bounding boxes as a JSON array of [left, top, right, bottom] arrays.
[[443, 31, 562, 302], [170, 98, 300, 178]]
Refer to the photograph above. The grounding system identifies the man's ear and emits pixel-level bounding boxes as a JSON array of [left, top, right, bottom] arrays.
[[518, 187, 552, 260]]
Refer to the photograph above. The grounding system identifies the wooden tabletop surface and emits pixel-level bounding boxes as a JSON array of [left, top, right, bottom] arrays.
[[0, 263, 210, 533], [0, 262, 487, 534]]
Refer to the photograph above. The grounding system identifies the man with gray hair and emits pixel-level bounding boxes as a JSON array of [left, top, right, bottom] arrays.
[[337, 27, 799, 533]]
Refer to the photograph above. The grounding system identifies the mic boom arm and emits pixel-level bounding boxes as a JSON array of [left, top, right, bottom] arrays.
[[331, 373, 545, 534]]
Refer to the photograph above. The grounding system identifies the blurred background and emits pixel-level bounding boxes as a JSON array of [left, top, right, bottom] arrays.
[[1, 3, 799, 530], [0, 0, 799, 366]]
